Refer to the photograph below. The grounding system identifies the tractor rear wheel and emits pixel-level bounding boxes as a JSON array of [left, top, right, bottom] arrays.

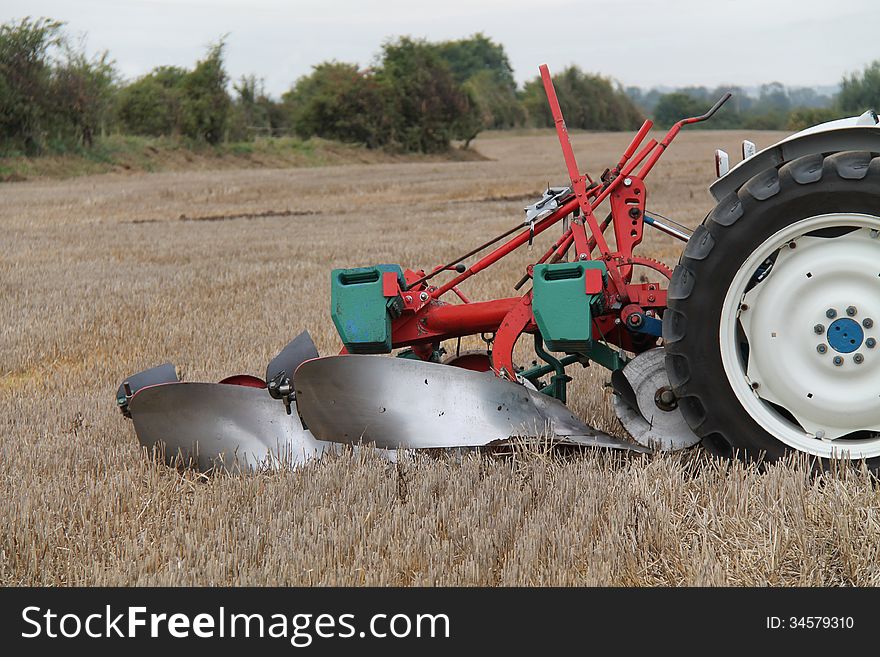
[[664, 151, 880, 470]]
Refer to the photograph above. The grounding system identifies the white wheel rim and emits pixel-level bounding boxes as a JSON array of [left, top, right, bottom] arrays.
[[719, 213, 880, 459]]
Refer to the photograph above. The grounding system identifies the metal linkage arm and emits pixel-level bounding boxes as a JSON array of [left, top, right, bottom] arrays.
[[638, 93, 733, 178]]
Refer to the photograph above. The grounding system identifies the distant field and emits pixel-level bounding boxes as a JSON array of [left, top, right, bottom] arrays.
[[4, 129, 879, 586]]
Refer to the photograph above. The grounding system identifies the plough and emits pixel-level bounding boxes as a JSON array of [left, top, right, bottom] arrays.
[[117, 64, 880, 472]]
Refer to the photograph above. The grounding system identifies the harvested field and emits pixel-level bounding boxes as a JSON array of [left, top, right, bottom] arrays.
[[3, 129, 880, 586]]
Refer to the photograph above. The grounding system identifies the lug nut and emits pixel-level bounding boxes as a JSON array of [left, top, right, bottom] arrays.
[[814, 324, 825, 334], [846, 306, 857, 317], [833, 356, 844, 366], [867, 338, 876, 349], [863, 318, 874, 329], [854, 353, 865, 364], [826, 308, 837, 319], [817, 344, 828, 354]]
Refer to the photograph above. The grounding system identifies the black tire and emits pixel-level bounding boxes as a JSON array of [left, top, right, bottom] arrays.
[[663, 150, 880, 470]]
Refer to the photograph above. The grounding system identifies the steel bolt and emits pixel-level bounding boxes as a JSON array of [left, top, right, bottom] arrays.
[[817, 344, 828, 354], [867, 338, 876, 349], [578, 253, 588, 261], [833, 356, 844, 366], [847, 306, 857, 317], [623, 177, 632, 187], [863, 318, 874, 329], [750, 381, 760, 390], [405, 295, 413, 303], [813, 324, 825, 334], [826, 308, 837, 319], [419, 291, 429, 302], [854, 353, 865, 364]]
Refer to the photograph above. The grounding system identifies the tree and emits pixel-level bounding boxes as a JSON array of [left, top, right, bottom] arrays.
[[521, 66, 642, 131], [116, 66, 186, 137], [434, 33, 516, 89], [435, 34, 523, 132], [839, 60, 880, 113], [116, 42, 231, 144], [0, 17, 63, 154], [652, 93, 705, 127], [229, 74, 281, 140], [51, 47, 116, 147], [180, 41, 230, 144], [753, 81, 790, 115], [376, 37, 478, 152], [463, 69, 524, 130], [284, 62, 385, 147]]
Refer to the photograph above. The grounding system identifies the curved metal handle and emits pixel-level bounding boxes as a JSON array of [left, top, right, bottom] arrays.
[[682, 92, 733, 125]]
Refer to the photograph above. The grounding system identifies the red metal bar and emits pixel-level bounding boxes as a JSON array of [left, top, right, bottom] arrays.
[[637, 125, 681, 179], [621, 138, 658, 177], [426, 73, 676, 303], [430, 198, 579, 298], [616, 119, 653, 170], [451, 286, 470, 303], [637, 93, 731, 179], [539, 64, 592, 185], [424, 298, 519, 334], [491, 294, 537, 377], [432, 158, 638, 300], [390, 297, 520, 347]]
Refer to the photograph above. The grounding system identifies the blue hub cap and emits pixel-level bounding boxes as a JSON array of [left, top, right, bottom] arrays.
[[827, 317, 864, 353]]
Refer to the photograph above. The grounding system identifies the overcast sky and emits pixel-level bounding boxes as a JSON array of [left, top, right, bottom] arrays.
[[4, 0, 878, 96]]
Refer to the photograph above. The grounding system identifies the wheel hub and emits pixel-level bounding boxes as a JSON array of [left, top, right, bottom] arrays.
[[826, 317, 863, 353]]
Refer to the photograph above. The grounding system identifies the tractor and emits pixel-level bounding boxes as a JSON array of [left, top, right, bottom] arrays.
[[116, 65, 880, 473]]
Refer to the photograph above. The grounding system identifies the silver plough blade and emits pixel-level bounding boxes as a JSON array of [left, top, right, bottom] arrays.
[[294, 355, 648, 452], [612, 347, 700, 451], [116, 363, 178, 417], [266, 330, 319, 385], [127, 381, 339, 471]]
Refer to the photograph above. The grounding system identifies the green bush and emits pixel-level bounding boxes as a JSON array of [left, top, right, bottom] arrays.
[[283, 62, 384, 147], [179, 42, 229, 144], [116, 43, 230, 144], [786, 107, 840, 131], [652, 93, 705, 128], [0, 17, 64, 154], [434, 34, 523, 134], [116, 67, 186, 137], [521, 66, 643, 131], [50, 49, 116, 147], [377, 37, 478, 153]]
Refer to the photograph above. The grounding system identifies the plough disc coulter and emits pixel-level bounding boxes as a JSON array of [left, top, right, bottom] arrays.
[[117, 65, 880, 473]]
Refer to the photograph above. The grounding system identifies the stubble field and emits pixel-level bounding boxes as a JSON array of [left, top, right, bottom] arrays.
[[3, 129, 880, 586]]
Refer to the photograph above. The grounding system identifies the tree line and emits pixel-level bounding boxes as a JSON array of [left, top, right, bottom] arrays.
[[2, 16, 879, 157]]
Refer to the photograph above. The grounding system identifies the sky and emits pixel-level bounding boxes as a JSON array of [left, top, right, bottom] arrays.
[[4, 0, 878, 97]]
